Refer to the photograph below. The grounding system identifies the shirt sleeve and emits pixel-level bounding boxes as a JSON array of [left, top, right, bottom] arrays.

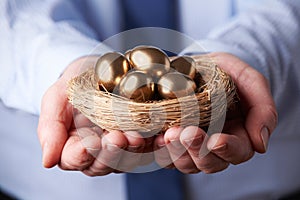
[[0, 0, 101, 114], [183, 0, 300, 104]]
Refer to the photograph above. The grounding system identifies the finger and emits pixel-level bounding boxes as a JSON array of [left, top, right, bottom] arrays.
[[84, 130, 127, 176], [72, 112, 96, 128], [207, 120, 254, 165], [154, 134, 174, 168], [117, 131, 145, 172], [123, 131, 145, 152], [138, 136, 155, 166], [71, 123, 103, 138], [245, 105, 277, 153], [180, 126, 229, 173], [208, 53, 278, 153], [164, 127, 199, 174], [37, 56, 100, 169], [37, 80, 72, 168], [70, 127, 103, 156], [59, 128, 101, 170]]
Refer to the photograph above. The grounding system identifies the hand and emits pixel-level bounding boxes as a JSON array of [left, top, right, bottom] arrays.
[[37, 56, 148, 176], [154, 52, 278, 174]]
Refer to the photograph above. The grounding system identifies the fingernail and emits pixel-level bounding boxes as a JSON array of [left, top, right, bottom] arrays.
[[158, 142, 166, 148], [155, 142, 167, 152], [211, 143, 227, 152], [42, 142, 50, 167], [92, 126, 103, 136], [81, 137, 98, 149], [127, 145, 142, 152], [42, 142, 57, 168], [261, 127, 270, 151], [81, 137, 100, 157], [105, 144, 122, 153], [183, 135, 203, 149], [169, 140, 182, 150]]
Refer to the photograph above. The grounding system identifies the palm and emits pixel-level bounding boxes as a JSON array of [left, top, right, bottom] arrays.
[[38, 53, 277, 175]]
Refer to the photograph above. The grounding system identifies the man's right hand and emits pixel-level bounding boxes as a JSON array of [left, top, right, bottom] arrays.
[[37, 56, 148, 176]]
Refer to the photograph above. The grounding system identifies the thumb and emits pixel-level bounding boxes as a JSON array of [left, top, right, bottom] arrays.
[[37, 79, 72, 168], [37, 56, 99, 168], [208, 52, 278, 153], [245, 104, 277, 153]]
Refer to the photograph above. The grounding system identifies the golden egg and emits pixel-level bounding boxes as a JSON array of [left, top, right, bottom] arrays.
[[118, 71, 155, 102], [127, 46, 170, 79], [95, 52, 131, 92], [124, 49, 132, 61], [158, 72, 197, 99], [171, 56, 197, 79]]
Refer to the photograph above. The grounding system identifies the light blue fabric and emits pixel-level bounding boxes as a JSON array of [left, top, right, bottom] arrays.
[[0, 0, 99, 114], [198, 0, 300, 142], [0, 100, 127, 200], [1, 0, 300, 200]]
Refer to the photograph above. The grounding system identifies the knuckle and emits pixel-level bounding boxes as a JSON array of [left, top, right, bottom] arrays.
[[59, 160, 79, 171], [155, 155, 172, 167], [202, 162, 229, 174], [83, 169, 110, 177], [243, 149, 255, 162], [178, 167, 200, 174], [194, 154, 229, 174], [236, 66, 268, 95], [195, 161, 214, 172], [58, 162, 70, 170], [173, 157, 195, 171], [232, 150, 254, 165], [83, 162, 112, 176], [103, 138, 127, 150]]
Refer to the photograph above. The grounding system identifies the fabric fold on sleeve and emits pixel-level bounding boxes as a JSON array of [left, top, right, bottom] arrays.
[[0, 0, 105, 114], [181, 0, 300, 101]]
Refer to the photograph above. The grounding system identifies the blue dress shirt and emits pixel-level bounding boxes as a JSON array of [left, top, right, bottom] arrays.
[[1, 0, 300, 200]]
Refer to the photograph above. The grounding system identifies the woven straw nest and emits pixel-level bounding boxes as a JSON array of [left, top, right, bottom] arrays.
[[67, 55, 238, 135]]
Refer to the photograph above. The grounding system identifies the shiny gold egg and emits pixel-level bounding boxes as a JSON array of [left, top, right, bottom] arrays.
[[127, 46, 170, 79], [158, 72, 197, 99], [171, 56, 197, 79], [124, 49, 132, 61], [95, 52, 131, 92], [118, 71, 155, 102]]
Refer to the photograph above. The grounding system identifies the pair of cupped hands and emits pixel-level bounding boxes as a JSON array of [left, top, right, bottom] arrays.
[[37, 53, 277, 176]]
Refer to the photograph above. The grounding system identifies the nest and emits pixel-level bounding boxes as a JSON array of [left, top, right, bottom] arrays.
[[67, 55, 238, 134]]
